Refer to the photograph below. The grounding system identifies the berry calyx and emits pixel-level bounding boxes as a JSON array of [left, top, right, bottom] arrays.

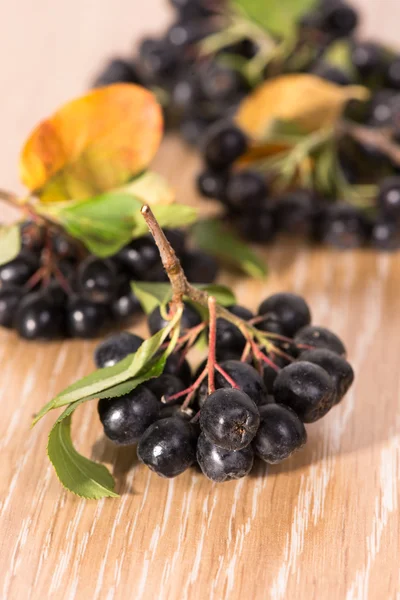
[[200, 388, 260, 450]]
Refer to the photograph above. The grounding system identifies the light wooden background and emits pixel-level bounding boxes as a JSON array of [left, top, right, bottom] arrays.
[[1, 2, 400, 599]]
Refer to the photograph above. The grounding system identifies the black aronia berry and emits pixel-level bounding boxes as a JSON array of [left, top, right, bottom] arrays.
[[32, 206, 356, 499]]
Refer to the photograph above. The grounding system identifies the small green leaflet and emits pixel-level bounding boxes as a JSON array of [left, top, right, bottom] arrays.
[[48, 406, 118, 499], [324, 40, 355, 77], [37, 171, 197, 258], [38, 191, 142, 257], [131, 282, 172, 314], [0, 224, 21, 266], [132, 281, 237, 314], [33, 326, 173, 424], [131, 203, 197, 238], [192, 220, 267, 278], [232, 0, 318, 38], [198, 284, 236, 306]]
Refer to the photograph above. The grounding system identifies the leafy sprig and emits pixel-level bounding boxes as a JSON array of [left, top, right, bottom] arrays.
[[32, 205, 297, 499]]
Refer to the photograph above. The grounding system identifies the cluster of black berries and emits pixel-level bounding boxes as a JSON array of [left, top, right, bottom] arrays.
[[197, 123, 400, 250], [0, 223, 218, 340], [93, 0, 249, 144], [95, 292, 354, 482], [93, 0, 360, 145]]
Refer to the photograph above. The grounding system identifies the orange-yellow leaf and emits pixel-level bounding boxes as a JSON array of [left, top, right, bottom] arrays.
[[236, 141, 292, 168], [20, 84, 163, 203], [236, 74, 369, 140]]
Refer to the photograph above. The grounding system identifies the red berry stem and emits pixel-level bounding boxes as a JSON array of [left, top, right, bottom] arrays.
[[215, 364, 240, 389], [207, 296, 217, 394]]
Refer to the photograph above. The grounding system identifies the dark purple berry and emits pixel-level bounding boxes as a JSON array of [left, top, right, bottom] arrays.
[[225, 171, 268, 210], [253, 404, 307, 464], [351, 42, 385, 79], [0, 252, 38, 287], [198, 63, 247, 104], [295, 325, 347, 356], [164, 353, 192, 387], [164, 229, 186, 257], [371, 220, 400, 250], [275, 190, 316, 236], [93, 58, 141, 87], [14, 292, 65, 340], [147, 374, 185, 401], [115, 238, 159, 279], [78, 257, 117, 304], [313, 63, 352, 86], [377, 176, 400, 218], [320, 1, 358, 38], [98, 386, 160, 445], [200, 388, 260, 450], [94, 332, 144, 368], [273, 361, 335, 423], [111, 282, 142, 322], [203, 124, 247, 170], [197, 169, 227, 200], [235, 209, 276, 243], [197, 360, 267, 408], [182, 250, 219, 284], [0, 285, 23, 328], [258, 293, 311, 338], [197, 432, 254, 482], [137, 417, 198, 477], [385, 56, 400, 90], [316, 204, 370, 249], [299, 348, 354, 404], [67, 296, 109, 338], [139, 38, 179, 82]]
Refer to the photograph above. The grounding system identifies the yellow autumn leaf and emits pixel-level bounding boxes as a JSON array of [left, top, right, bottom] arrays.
[[236, 74, 369, 140], [20, 84, 163, 203]]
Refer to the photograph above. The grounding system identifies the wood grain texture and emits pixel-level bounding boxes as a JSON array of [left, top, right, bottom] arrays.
[[1, 2, 400, 599]]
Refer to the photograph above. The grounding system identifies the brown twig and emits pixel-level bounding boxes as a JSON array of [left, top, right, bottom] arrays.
[[339, 120, 400, 167], [140, 204, 252, 331]]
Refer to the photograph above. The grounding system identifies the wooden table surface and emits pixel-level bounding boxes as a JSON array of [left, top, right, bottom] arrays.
[[1, 2, 400, 599]]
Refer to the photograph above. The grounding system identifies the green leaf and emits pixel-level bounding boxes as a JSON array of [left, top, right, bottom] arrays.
[[196, 284, 236, 306], [233, 0, 318, 38], [48, 406, 118, 499], [324, 40, 355, 76], [314, 142, 337, 197], [131, 282, 171, 315], [265, 119, 307, 143], [132, 281, 236, 314], [33, 326, 174, 424], [0, 224, 21, 266], [39, 191, 142, 257], [192, 220, 267, 278], [132, 203, 198, 238]]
